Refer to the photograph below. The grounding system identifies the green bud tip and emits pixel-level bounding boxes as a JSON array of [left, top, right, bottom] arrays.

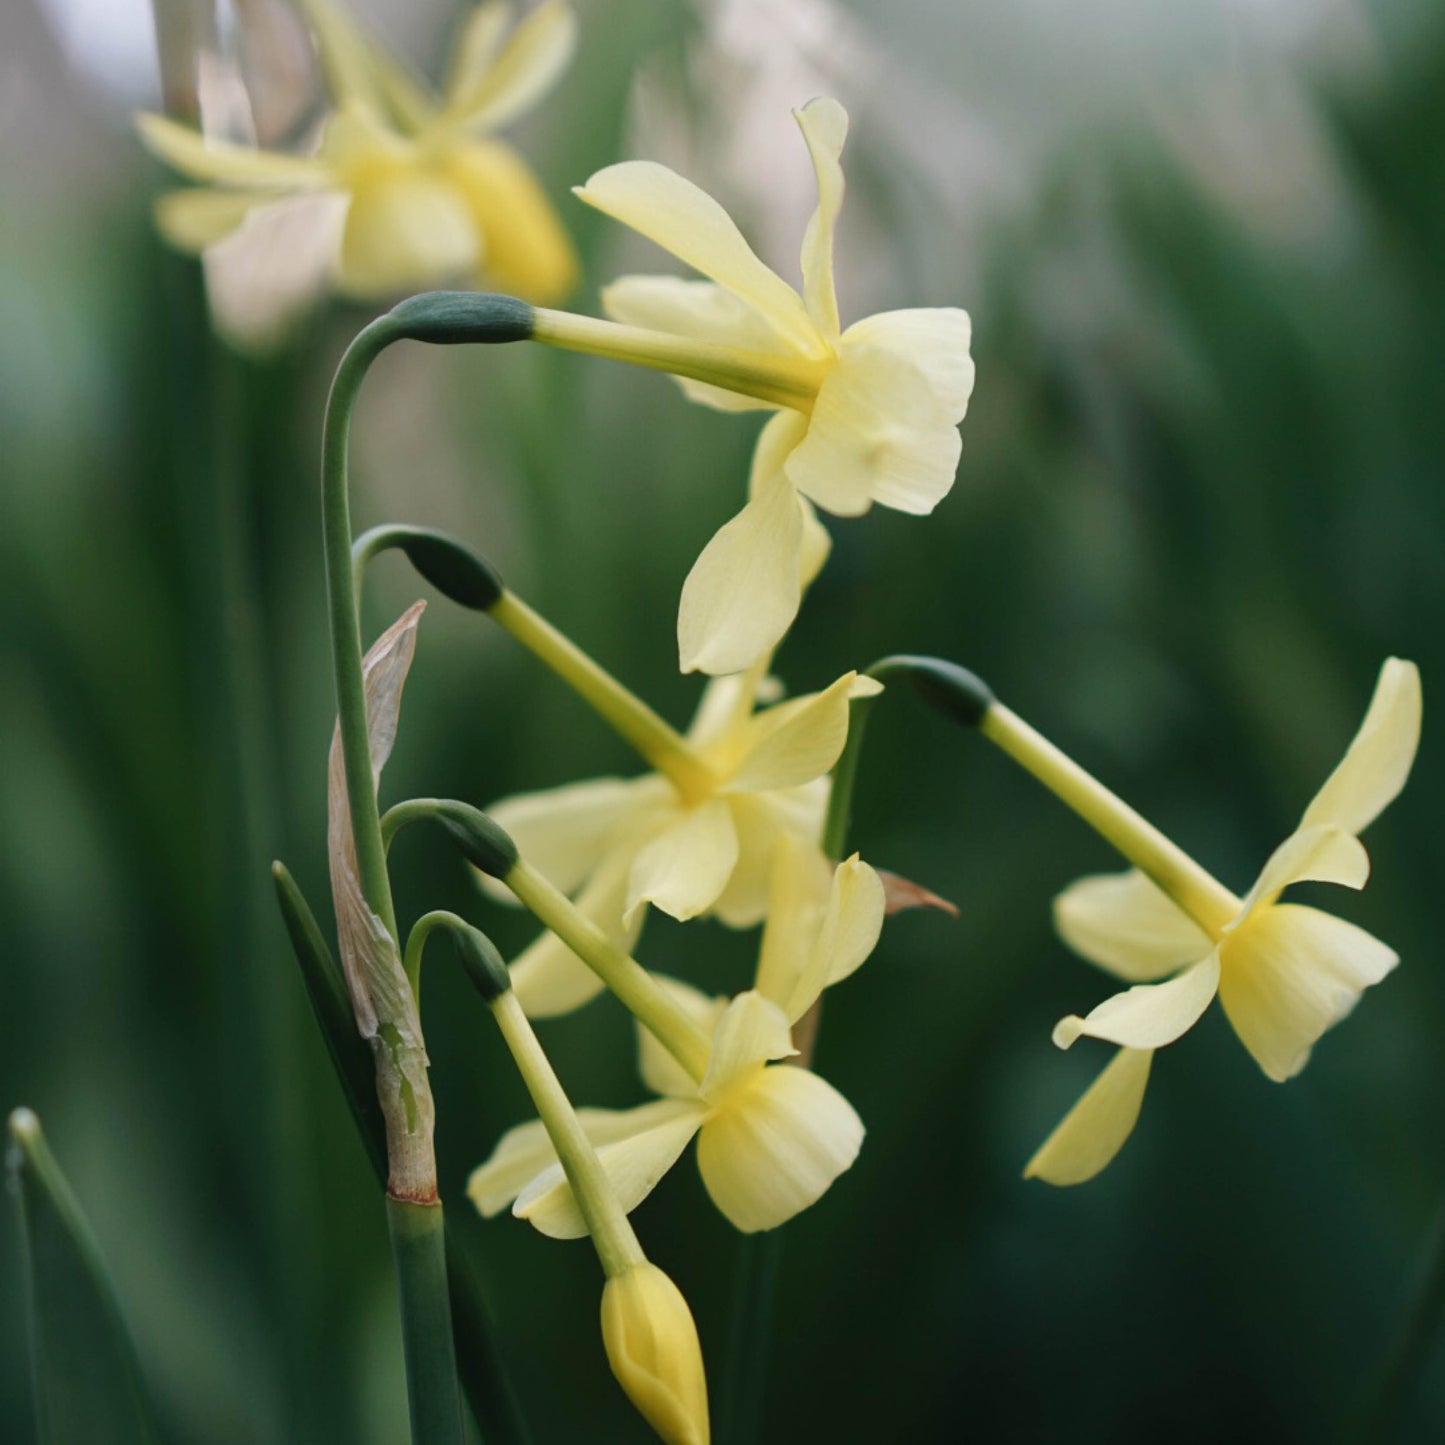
[[388, 291, 534, 346], [7, 1106, 40, 1146], [872, 655, 995, 729], [356, 526, 504, 612], [434, 802, 520, 879], [452, 926, 511, 1002]]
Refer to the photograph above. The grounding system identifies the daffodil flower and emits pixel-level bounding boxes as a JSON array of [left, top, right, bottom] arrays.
[[469, 842, 885, 1232], [137, 0, 579, 304], [537, 96, 974, 674], [1025, 658, 1421, 1186], [482, 665, 881, 1017]]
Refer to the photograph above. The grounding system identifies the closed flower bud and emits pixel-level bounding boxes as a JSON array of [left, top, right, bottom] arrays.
[[600, 1263, 710, 1445]]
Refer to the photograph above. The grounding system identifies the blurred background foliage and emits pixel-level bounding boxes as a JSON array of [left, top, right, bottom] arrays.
[[3, 0, 1444, 1439]]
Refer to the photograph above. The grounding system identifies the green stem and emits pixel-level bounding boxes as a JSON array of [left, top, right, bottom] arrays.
[[490, 591, 716, 801], [488, 991, 646, 1279], [503, 859, 713, 1081], [388, 1199, 467, 1445], [821, 689, 885, 864]]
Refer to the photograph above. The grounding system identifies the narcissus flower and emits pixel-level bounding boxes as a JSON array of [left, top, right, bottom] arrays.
[[138, 0, 578, 303], [547, 96, 974, 674], [482, 667, 879, 1016], [1026, 658, 1421, 1186], [469, 845, 884, 1232]]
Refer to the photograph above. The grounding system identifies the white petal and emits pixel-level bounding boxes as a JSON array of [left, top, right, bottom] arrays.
[[1237, 825, 1370, 920], [625, 798, 738, 923], [513, 1099, 706, 1239], [678, 469, 805, 677], [601, 277, 792, 412], [699, 991, 796, 1102], [696, 1065, 863, 1232], [1023, 1048, 1153, 1187], [444, 0, 577, 133], [510, 851, 641, 1018], [480, 775, 654, 902], [1299, 658, 1422, 837], [1218, 903, 1399, 1082], [1054, 869, 1214, 983], [1052, 953, 1221, 1051], [637, 977, 727, 1099], [784, 342, 961, 517], [576, 162, 821, 353], [793, 97, 847, 338], [724, 672, 857, 794]]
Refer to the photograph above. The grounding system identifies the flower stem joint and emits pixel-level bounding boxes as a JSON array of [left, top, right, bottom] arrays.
[[356, 525, 505, 613], [387, 291, 535, 346], [430, 802, 520, 880], [872, 655, 995, 729]]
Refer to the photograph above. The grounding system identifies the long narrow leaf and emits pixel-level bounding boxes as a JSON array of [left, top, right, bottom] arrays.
[[272, 862, 530, 1445], [7, 1108, 161, 1445]]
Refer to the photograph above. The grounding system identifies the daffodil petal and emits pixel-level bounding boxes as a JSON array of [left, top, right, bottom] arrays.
[[776, 853, 886, 1023], [514, 1099, 706, 1239], [745, 409, 831, 586], [137, 113, 328, 188], [598, 276, 795, 414], [301, 0, 435, 131], [445, 0, 577, 133], [754, 832, 834, 1011], [153, 187, 288, 252], [677, 468, 806, 677], [1218, 903, 1398, 1082], [625, 798, 739, 923], [480, 774, 656, 903], [1023, 1047, 1153, 1187], [510, 850, 641, 1017], [712, 783, 828, 932], [841, 308, 976, 418], [446, 140, 579, 303], [1053, 869, 1215, 983], [1053, 952, 1220, 1051], [784, 343, 961, 517], [699, 990, 796, 1101], [696, 1064, 863, 1232], [336, 170, 479, 297], [724, 671, 857, 794], [637, 976, 727, 1099], [1237, 825, 1370, 919], [1299, 658, 1422, 837], [444, 2, 512, 101], [576, 161, 821, 354], [794, 96, 847, 338]]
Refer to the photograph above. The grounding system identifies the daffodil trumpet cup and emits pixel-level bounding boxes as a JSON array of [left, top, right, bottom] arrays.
[[872, 653, 1420, 1186]]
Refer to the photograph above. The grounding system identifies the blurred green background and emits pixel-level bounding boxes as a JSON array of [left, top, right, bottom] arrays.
[[3, 0, 1445, 1439]]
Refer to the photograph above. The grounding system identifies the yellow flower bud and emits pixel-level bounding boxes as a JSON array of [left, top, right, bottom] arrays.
[[600, 1263, 710, 1445]]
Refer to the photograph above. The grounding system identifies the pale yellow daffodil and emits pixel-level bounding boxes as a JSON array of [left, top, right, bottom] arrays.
[[557, 95, 974, 675], [137, 0, 578, 303], [469, 842, 885, 1233], [1026, 658, 1421, 1186], [483, 666, 880, 1017]]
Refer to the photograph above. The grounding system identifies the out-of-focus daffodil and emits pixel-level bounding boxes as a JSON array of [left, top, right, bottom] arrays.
[[482, 665, 881, 1017], [468, 842, 884, 1233], [137, 0, 579, 304], [530, 96, 974, 675], [1021, 658, 1421, 1186]]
